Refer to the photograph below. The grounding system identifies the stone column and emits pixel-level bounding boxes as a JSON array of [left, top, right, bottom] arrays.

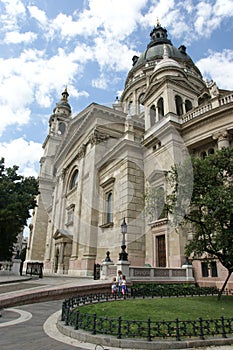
[[57, 243, 64, 273], [125, 115, 134, 141], [213, 130, 230, 149], [71, 146, 86, 260], [155, 106, 159, 122], [144, 106, 150, 130]]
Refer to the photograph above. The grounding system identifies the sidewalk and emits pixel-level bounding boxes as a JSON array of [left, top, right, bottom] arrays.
[[0, 274, 232, 350], [0, 273, 110, 308], [0, 274, 31, 284]]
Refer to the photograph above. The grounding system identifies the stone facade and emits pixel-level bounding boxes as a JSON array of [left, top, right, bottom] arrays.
[[27, 23, 233, 289]]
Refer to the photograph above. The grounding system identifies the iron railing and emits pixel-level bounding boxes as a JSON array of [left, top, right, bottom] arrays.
[[61, 289, 232, 342]]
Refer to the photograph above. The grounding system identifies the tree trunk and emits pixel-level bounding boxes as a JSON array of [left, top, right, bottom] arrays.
[[218, 270, 232, 300]]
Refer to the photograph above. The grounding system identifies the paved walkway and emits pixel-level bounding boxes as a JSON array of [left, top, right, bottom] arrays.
[[0, 274, 232, 350]]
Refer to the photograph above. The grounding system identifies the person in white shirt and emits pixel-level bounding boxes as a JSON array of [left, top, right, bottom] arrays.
[[116, 270, 122, 297]]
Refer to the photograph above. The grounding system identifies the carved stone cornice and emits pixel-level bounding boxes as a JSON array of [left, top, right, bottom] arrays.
[[88, 129, 109, 146], [149, 218, 168, 228], [76, 144, 86, 159], [61, 167, 67, 179], [212, 129, 231, 142]]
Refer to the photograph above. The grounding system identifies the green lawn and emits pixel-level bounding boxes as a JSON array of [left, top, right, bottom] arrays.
[[79, 296, 233, 321]]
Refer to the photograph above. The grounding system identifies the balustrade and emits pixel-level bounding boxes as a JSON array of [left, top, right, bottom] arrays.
[[0, 261, 12, 272], [182, 92, 233, 124]]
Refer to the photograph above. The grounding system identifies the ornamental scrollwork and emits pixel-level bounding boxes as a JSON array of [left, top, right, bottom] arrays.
[[88, 129, 109, 146]]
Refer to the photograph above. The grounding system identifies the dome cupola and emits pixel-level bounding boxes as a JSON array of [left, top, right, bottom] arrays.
[[53, 87, 72, 116], [120, 22, 206, 122], [148, 20, 172, 48], [129, 21, 202, 79]]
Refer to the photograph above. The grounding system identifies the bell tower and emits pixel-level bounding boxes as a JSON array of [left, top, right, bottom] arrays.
[[26, 88, 72, 263], [49, 87, 72, 136]]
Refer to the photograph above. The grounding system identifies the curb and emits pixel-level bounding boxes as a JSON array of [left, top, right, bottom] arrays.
[[0, 276, 32, 285], [57, 320, 233, 350], [0, 282, 110, 308]]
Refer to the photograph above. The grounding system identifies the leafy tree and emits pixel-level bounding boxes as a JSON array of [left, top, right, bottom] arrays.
[[0, 158, 39, 261], [165, 148, 233, 299]]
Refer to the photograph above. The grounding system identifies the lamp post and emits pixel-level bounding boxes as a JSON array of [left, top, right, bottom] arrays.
[[119, 218, 128, 261]]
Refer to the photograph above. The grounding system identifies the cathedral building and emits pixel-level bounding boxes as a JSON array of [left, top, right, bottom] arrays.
[[27, 22, 233, 288]]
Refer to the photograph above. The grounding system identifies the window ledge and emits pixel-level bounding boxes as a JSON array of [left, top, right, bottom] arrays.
[[99, 222, 114, 228], [65, 221, 73, 227]]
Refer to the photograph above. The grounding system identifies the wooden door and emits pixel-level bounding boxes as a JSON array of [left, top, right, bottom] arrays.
[[157, 235, 166, 267]]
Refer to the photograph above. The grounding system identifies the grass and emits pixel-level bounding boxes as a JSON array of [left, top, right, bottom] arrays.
[[78, 296, 233, 321]]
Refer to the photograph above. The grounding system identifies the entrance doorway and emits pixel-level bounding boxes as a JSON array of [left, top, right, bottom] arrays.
[[156, 235, 166, 267]]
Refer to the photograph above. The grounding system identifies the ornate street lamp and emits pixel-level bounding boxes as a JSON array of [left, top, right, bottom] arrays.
[[119, 218, 128, 261]]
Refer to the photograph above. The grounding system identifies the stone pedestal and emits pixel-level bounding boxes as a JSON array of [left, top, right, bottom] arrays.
[[116, 260, 130, 279], [81, 255, 96, 277], [100, 261, 114, 280], [182, 264, 194, 281], [12, 259, 21, 275]]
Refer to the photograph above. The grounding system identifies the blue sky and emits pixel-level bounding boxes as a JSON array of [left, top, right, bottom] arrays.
[[0, 0, 233, 177]]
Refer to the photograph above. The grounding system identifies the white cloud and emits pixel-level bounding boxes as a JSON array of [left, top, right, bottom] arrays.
[[141, 0, 175, 27], [0, 72, 33, 136], [4, 30, 37, 44], [196, 49, 233, 90], [0, 0, 26, 30], [0, 73, 34, 135], [93, 37, 137, 72], [0, 105, 30, 137], [1, 0, 25, 16], [213, 0, 233, 17], [43, 0, 147, 49], [70, 44, 93, 64], [194, 0, 233, 38], [50, 0, 146, 40], [0, 46, 89, 135], [0, 0, 232, 145], [139, 0, 233, 43], [51, 13, 87, 38], [194, 1, 220, 36], [0, 138, 42, 177], [92, 75, 108, 89], [28, 5, 47, 25], [86, 0, 146, 39]]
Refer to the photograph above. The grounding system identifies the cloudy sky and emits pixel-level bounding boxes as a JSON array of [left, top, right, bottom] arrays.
[[0, 0, 233, 177]]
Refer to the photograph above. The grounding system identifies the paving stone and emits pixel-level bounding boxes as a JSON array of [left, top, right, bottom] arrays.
[[0, 275, 232, 350]]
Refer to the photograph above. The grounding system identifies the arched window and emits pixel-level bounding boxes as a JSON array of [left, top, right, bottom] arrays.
[[138, 93, 145, 113], [175, 95, 183, 116], [150, 105, 156, 126], [157, 97, 164, 119], [107, 192, 113, 223], [185, 99, 192, 113], [69, 170, 79, 190], [128, 101, 133, 115], [208, 148, 215, 155], [200, 151, 207, 159], [58, 122, 66, 134]]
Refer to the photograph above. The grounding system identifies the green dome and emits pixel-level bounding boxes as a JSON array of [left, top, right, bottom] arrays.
[[130, 23, 202, 77]]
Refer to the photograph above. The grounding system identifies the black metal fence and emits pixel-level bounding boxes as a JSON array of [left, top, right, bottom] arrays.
[[26, 262, 43, 278], [61, 288, 233, 342]]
